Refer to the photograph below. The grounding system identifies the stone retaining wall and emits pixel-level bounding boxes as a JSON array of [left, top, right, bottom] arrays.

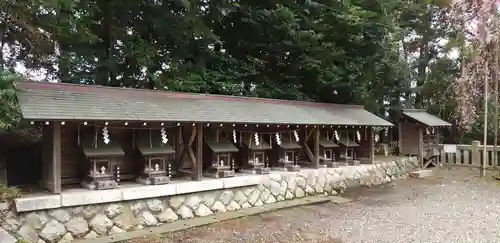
[[0, 157, 419, 243]]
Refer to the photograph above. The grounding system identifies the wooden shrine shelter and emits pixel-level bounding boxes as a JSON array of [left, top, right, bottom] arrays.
[[398, 109, 451, 167], [271, 131, 301, 171], [13, 81, 392, 194]]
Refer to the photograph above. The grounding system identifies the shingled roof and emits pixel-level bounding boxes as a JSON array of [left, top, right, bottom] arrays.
[[15, 81, 393, 126], [402, 109, 451, 127]]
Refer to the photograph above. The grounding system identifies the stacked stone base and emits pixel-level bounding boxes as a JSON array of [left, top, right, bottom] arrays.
[[0, 157, 419, 243]]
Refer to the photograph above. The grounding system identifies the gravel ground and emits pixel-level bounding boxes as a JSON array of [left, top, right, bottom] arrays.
[[130, 167, 500, 243]]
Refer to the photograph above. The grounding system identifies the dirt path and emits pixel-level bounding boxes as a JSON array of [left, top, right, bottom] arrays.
[[129, 168, 500, 243]]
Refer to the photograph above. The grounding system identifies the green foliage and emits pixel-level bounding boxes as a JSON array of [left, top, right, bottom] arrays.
[[0, 70, 21, 131]]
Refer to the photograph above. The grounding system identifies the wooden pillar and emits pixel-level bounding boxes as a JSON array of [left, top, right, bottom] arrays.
[[369, 127, 374, 163], [193, 123, 203, 181], [398, 121, 403, 155], [0, 155, 6, 184], [314, 127, 320, 168], [418, 127, 424, 169], [42, 123, 61, 194], [175, 126, 183, 171]]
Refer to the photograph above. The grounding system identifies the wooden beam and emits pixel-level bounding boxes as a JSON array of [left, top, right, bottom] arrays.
[[193, 124, 203, 181], [418, 127, 424, 168], [302, 127, 315, 163], [43, 123, 61, 194], [187, 126, 197, 174], [314, 127, 320, 168], [175, 126, 183, 170], [398, 121, 403, 155], [369, 127, 374, 163]]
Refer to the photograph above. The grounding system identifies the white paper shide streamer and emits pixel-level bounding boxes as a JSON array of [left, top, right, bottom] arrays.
[[356, 130, 361, 141], [275, 132, 281, 145], [293, 130, 299, 142], [102, 126, 110, 144], [254, 133, 260, 146], [334, 130, 339, 141], [161, 128, 168, 144], [233, 130, 237, 143]]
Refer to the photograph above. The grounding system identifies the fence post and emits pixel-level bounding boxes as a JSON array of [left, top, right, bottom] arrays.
[[471, 140, 481, 169]]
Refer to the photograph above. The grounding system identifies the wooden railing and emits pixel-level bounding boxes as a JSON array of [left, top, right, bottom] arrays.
[[436, 141, 500, 169]]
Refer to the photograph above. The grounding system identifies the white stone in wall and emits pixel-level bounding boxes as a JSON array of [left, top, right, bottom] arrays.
[[219, 190, 234, 205], [195, 204, 213, 217], [0, 227, 16, 243], [147, 199, 163, 213], [259, 188, 271, 202], [65, 217, 89, 237], [157, 208, 178, 223], [201, 191, 217, 208], [247, 189, 260, 206], [18, 224, 39, 243], [233, 190, 247, 204], [104, 204, 123, 219], [109, 226, 125, 235], [139, 211, 158, 227], [276, 195, 285, 202], [39, 220, 67, 243], [243, 188, 255, 197], [37, 239, 46, 243], [226, 201, 241, 211], [169, 196, 185, 210], [264, 195, 276, 204], [130, 201, 146, 215], [241, 202, 252, 209], [49, 209, 71, 223], [89, 214, 113, 235], [185, 195, 202, 210], [82, 205, 101, 220], [305, 186, 314, 195], [177, 205, 194, 219], [269, 180, 281, 197], [254, 199, 264, 207], [296, 177, 306, 189], [285, 190, 294, 200], [285, 175, 296, 192], [279, 180, 287, 197], [57, 233, 73, 243], [295, 187, 305, 198], [83, 231, 98, 239], [24, 212, 49, 230], [113, 207, 138, 230], [269, 173, 282, 182], [211, 201, 227, 213], [1, 216, 20, 232], [70, 206, 83, 215]]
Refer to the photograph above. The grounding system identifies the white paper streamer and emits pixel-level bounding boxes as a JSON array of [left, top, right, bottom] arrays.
[[233, 130, 237, 143], [293, 130, 299, 142], [356, 130, 361, 141], [334, 130, 339, 141], [102, 126, 110, 144], [254, 133, 260, 146], [160, 127, 168, 144], [275, 132, 281, 145]]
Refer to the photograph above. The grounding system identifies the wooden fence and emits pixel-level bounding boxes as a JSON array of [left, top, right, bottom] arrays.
[[436, 141, 500, 170]]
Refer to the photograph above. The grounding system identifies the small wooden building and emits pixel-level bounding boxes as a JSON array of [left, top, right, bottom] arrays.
[[317, 129, 340, 167], [13, 81, 392, 194], [272, 131, 301, 171], [203, 128, 237, 178], [240, 132, 272, 174], [398, 109, 451, 167]]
